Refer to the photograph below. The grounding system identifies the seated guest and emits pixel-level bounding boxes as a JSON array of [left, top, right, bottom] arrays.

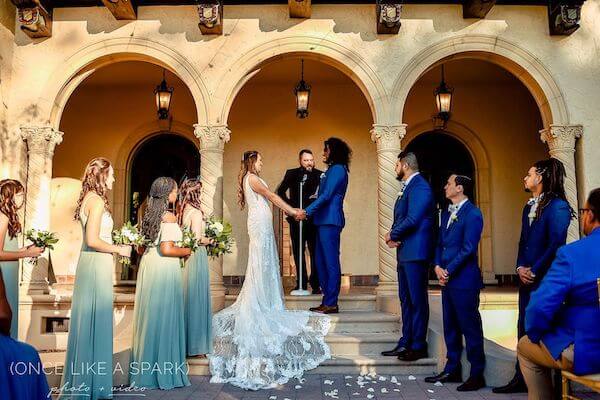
[[517, 188, 600, 400], [424, 174, 486, 391], [0, 271, 50, 399]]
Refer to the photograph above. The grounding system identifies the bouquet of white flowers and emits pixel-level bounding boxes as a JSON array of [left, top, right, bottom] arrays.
[[204, 217, 234, 259], [177, 226, 200, 268], [24, 229, 59, 265], [112, 222, 146, 265]]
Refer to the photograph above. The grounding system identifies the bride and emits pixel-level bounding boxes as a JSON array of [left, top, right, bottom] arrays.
[[209, 150, 331, 390]]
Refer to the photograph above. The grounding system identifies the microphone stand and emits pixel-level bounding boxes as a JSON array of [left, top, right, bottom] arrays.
[[291, 173, 311, 296]]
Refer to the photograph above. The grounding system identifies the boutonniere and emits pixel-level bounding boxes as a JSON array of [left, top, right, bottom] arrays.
[[320, 172, 326, 180], [527, 197, 536, 206], [449, 214, 459, 225]]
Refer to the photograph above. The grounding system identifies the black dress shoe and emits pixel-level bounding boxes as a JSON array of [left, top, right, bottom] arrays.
[[381, 346, 407, 357], [424, 371, 462, 383], [398, 348, 428, 362], [492, 376, 527, 394], [457, 376, 486, 392], [312, 289, 322, 295]]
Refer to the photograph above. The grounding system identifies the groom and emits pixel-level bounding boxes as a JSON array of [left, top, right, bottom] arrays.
[[297, 137, 351, 314]]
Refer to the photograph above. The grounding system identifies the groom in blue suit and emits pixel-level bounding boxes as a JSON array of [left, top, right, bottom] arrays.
[[425, 174, 486, 392], [517, 188, 600, 399], [298, 138, 351, 314], [382, 152, 435, 362]]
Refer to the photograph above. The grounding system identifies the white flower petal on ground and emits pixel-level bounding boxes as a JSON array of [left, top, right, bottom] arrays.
[[269, 396, 277, 400], [408, 375, 417, 381], [352, 392, 360, 396], [381, 388, 388, 393], [390, 376, 398, 383], [434, 381, 443, 387], [297, 378, 306, 384], [345, 375, 352, 379], [367, 394, 374, 399], [294, 385, 302, 389], [378, 376, 387, 381], [427, 389, 434, 393], [367, 388, 374, 392], [393, 388, 401, 392], [324, 379, 334, 385], [345, 383, 351, 387]]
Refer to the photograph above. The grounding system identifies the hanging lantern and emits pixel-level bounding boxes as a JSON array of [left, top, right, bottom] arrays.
[[294, 59, 311, 119], [154, 69, 173, 120], [434, 64, 453, 127]]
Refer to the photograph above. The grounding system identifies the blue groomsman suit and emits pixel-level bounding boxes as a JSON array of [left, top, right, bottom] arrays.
[[526, 227, 600, 376], [390, 173, 435, 352], [305, 164, 349, 307], [436, 199, 486, 378], [513, 196, 571, 379]]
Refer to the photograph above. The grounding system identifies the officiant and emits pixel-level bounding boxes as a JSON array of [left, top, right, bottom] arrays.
[[277, 149, 323, 293]]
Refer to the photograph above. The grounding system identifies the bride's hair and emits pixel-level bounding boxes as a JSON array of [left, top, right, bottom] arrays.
[[177, 178, 203, 225], [238, 150, 260, 210], [141, 177, 177, 244]]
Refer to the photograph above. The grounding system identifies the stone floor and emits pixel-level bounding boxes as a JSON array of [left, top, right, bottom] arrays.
[[100, 374, 600, 400]]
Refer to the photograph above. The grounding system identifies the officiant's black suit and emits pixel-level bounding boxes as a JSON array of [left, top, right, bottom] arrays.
[[277, 167, 322, 291]]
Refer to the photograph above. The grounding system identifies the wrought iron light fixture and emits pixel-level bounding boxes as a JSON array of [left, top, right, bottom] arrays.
[[294, 59, 311, 119], [434, 64, 453, 129], [154, 69, 173, 120]]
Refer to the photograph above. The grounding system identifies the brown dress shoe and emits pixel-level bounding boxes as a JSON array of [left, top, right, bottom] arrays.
[[309, 304, 325, 312], [318, 305, 339, 314]]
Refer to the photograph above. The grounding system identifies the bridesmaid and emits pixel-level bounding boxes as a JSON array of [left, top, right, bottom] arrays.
[[1, 271, 50, 399], [130, 177, 191, 390], [0, 179, 44, 339], [177, 178, 213, 358], [60, 158, 132, 400]]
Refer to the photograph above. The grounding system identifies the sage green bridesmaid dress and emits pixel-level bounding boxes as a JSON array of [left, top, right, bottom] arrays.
[[129, 222, 190, 390], [60, 194, 115, 399], [182, 208, 213, 356], [1, 231, 19, 339]]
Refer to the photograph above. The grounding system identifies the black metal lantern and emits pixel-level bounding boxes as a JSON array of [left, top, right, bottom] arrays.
[[154, 69, 173, 120], [294, 59, 311, 119], [434, 64, 453, 127]]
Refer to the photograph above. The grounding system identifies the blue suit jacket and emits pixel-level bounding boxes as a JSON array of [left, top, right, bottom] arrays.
[[525, 228, 600, 376], [305, 164, 349, 227], [517, 197, 571, 284], [435, 200, 484, 289], [390, 174, 435, 262]]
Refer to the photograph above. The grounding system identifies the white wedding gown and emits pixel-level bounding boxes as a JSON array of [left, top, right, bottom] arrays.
[[209, 174, 331, 390]]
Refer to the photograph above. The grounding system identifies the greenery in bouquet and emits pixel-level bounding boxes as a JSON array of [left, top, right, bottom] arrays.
[[112, 222, 146, 265], [24, 229, 59, 265], [204, 217, 234, 259], [177, 226, 200, 267]]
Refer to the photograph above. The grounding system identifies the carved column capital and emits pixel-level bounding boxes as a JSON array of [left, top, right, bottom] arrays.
[[539, 124, 582, 153], [194, 124, 231, 152], [20, 125, 64, 157], [370, 124, 406, 151]]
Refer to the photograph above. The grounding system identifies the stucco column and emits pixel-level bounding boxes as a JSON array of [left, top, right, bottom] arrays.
[[371, 124, 406, 313], [540, 124, 582, 243], [20, 125, 64, 294], [194, 124, 230, 311]]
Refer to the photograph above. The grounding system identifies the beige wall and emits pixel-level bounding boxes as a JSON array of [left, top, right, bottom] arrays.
[[0, 1, 15, 178], [404, 60, 547, 274], [223, 62, 377, 276]]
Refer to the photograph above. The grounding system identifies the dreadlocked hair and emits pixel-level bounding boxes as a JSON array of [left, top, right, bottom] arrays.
[[237, 150, 260, 210], [0, 179, 25, 239], [177, 178, 203, 226], [141, 177, 177, 244], [74, 157, 112, 220], [534, 158, 576, 219]]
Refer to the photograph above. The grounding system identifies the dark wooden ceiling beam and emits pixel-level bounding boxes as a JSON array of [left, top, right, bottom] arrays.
[[11, 0, 53, 38], [289, 0, 311, 18], [462, 0, 496, 18], [101, 0, 137, 20]]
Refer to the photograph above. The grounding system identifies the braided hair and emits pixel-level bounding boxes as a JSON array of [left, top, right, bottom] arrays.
[[141, 177, 177, 243], [0, 179, 25, 239], [177, 178, 203, 226], [533, 158, 575, 219]]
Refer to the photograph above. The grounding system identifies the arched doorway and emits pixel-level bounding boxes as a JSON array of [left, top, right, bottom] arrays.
[[128, 133, 200, 224], [405, 131, 476, 211]]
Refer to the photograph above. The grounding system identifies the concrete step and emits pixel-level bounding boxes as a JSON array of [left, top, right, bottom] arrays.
[[225, 293, 377, 311], [325, 332, 400, 355], [326, 311, 400, 334], [187, 354, 436, 376]]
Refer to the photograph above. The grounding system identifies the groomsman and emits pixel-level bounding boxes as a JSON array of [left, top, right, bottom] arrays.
[[381, 152, 435, 361], [277, 149, 323, 293], [518, 188, 600, 400], [425, 174, 486, 392], [493, 158, 573, 394]]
